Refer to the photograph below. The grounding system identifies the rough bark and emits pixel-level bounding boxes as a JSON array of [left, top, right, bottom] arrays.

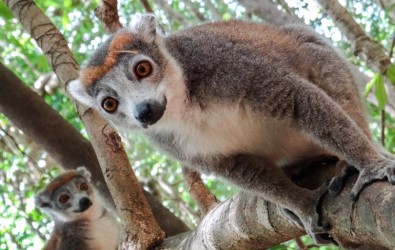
[[182, 168, 218, 216], [4, 0, 164, 248], [159, 163, 395, 249], [94, 0, 123, 33], [316, 0, 392, 74], [0, 62, 189, 237], [140, 0, 154, 13]]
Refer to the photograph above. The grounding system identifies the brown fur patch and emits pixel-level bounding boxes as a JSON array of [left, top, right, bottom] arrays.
[[81, 32, 137, 86], [44, 171, 79, 194]]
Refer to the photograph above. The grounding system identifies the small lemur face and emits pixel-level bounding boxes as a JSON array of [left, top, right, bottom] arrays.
[[36, 167, 96, 222], [68, 14, 176, 131]]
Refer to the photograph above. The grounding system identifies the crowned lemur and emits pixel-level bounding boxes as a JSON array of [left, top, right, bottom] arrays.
[[36, 167, 120, 250], [68, 14, 395, 243]]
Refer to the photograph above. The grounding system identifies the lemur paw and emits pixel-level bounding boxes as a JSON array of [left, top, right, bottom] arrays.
[[279, 206, 303, 228], [306, 184, 334, 244], [281, 184, 335, 245], [350, 160, 395, 201]]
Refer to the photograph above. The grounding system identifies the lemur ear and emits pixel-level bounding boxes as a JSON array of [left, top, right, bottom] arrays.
[[67, 79, 95, 107], [76, 166, 92, 182], [35, 192, 52, 209], [130, 14, 157, 43]]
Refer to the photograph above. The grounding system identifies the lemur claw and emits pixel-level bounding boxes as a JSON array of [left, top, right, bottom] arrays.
[[328, 161, 356, 196], [328, 177, 344, 196], [281, 184, 335, 245], [350, 163, 395, 201]]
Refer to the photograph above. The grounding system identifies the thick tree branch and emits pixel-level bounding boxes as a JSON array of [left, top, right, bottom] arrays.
[[140, 0, 154, 13], [182, 168, 218, 215], [4, 0, 164, 248], [94, 0, 123, 33], [0, 62, 189, 237], [316, 0, 392, 73], [159, 163, 395, 249]]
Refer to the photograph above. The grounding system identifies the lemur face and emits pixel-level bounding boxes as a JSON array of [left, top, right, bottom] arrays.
[[81, 51, 167, 130], [35, 167, 96, 222], [68, 14, 178, 131]]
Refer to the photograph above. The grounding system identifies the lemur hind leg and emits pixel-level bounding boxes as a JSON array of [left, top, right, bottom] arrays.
[[215, 154, 333, 244]]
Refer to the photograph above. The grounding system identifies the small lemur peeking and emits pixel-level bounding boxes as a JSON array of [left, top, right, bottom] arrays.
[[68, 14, 395, 243], [35, 167, 120, 250]]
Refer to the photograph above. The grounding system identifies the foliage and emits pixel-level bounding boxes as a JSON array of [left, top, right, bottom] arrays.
[[0, 0, 394, 249]]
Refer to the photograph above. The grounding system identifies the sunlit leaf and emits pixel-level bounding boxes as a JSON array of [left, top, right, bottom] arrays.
[[386, 64, 395, 84], [363, 73, 378, 97], [374, 73, 387, 109], [0, 1, 13, 19]]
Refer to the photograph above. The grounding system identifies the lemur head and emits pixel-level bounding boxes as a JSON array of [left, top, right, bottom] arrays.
[[35, 167, 98, 222], [68, 14, 185, 131]]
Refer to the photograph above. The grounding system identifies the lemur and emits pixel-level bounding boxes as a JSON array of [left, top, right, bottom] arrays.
[[68, 14, 395, 243], [35, 167, 120, 250]]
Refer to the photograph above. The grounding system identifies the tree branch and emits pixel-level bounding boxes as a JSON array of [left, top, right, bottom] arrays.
[[182, 168, 218, 215], [316, 0, 392, 73], [94, 0, 123, 33], [159, 163, 395, 249], [140, 0, 154, 13]]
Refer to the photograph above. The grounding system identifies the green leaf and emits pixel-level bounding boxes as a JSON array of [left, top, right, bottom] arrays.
[[374, 73, 387, 109], [386, 64, 395, 84], [63, 0, 72, 8], [0, 1, 13, 19], [363, 73, 378, 97]]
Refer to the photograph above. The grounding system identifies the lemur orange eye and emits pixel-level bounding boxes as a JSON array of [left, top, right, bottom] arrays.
[[59, 194, 69, 204], [80, 183, 89, 191], [102, 97, 118, 113], [134, 61, 152, 78]]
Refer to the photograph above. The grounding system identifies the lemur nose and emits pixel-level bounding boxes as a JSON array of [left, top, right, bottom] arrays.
[[79, 197, 92, 212], [135, 102, 151, 123], [135, 100, 166, 126]]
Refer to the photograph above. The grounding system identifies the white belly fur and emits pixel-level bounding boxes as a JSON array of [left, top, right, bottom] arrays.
[[89, 214, 120, 250], [156, 103, 327, 166]]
